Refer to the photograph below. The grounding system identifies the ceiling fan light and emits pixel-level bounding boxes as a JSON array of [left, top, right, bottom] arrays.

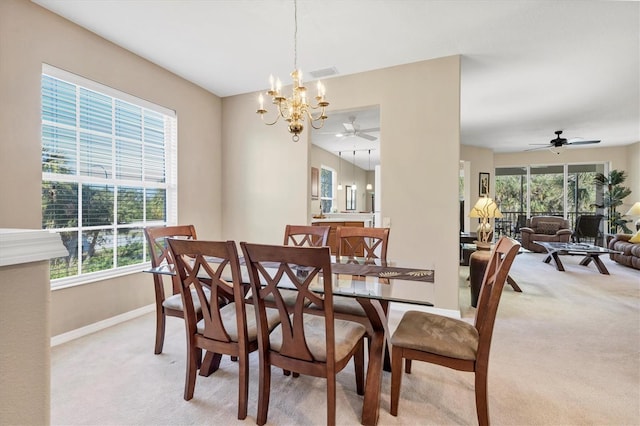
[[549, 145, 565, 155]]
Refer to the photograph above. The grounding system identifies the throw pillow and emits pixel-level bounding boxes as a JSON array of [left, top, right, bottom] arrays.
[[537, 221, 560, 235], [629, 230, 640, 243]]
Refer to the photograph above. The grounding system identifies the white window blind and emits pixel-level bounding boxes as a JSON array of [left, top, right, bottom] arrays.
[[41, 64, 177, 287]]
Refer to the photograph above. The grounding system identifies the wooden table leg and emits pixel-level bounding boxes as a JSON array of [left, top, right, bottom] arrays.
[[506, 275, 522, 292], [380, 300, 392, 372], [543, 250, 565, 271], [199, 351, 221, 377], [580, 254, 610, 274], [357, 298, 387, 426]]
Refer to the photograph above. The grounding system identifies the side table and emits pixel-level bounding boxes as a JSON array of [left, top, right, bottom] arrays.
[[469, 248, 522, 307]]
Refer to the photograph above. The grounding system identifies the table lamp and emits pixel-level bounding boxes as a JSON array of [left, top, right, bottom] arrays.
[[625, 202, 640, 231], [469, 196, 503, 248]]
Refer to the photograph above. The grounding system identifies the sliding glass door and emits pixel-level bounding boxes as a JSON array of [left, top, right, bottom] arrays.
[[495, 162, 607, 238], [567, 164, 605, 226], [530, 165, 564, 216]]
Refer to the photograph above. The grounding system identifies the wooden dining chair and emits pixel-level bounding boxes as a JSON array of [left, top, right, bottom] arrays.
[[240, 242, 366, 426], [283, 224, 330, 247], [167, 238, 280, 420], [327, 226, 391, 334], [144, 225, 198, 354], [390, 236, 521, 426], [337, 226, 390, 261]]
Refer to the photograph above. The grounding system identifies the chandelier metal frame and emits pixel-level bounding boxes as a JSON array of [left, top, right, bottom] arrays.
[[256, 0, 329, 142]]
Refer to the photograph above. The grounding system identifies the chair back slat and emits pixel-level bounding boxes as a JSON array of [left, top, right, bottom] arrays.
[[284, 224, 330, 247], [168, 239, 245, 344], [145, 225, 197, 267], [241, 243, 334, 363], [336, 226, 390, 261], [144, 225, 197, 297], [474, 236, 520, 361]]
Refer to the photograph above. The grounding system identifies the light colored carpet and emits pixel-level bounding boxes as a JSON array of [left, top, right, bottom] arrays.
[[51, 252, 640, 425]]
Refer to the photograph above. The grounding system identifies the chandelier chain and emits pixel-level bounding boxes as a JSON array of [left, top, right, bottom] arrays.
[[293, 0, 297, 70], [256, 0, 329, 141]]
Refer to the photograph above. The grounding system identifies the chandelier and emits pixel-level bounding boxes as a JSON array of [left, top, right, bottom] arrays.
[[256, 0, 329, 142]]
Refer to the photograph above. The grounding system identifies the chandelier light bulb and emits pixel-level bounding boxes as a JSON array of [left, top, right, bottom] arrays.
[[255, 0, 329, 142]]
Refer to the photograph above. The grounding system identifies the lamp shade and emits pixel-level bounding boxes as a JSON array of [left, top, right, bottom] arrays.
[[468, 196, 503, 219], [625, 202, 640, 217]]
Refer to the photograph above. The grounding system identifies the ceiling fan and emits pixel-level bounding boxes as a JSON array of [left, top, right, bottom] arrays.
[[527, 130, 601, 152], [336, 116, 379, 141]]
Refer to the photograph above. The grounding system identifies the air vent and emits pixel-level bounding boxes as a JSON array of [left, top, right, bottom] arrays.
[[309, 67, 338, 79]]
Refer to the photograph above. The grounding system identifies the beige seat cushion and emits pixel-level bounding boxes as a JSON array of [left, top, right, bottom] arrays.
[[269, 315, 366, 362], [196, 304, 280, 342], [391, 310, 479, 361], [307, 295, 366, 317], [247, 289, 312, 308], [265, 289, 312, 308], [163, 288, 210, 312]]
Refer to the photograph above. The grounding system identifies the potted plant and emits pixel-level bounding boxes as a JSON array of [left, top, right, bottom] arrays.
[[593, 170, 632, 234]]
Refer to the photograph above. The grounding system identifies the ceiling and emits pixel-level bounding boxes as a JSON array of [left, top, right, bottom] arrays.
[[33, 0, 639, 161]]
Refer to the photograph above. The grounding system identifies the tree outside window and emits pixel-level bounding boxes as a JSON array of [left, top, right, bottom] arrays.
[[320, 166, 335, 213]]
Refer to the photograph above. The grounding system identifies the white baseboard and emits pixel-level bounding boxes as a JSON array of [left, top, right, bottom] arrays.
[[50, 302, 460, 347], [51, 304, 155, 347], [389, 302, 461, 319]]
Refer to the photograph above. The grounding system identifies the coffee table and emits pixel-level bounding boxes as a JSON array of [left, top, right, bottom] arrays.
[[535, 241, 620, 275]]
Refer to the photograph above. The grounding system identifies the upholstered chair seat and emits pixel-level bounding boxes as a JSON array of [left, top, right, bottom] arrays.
[[196, 304, 280, 342], [269, 315, 366, 362], [391, 311, 479, 361], [163, 288, 208, 311], [263, 289, 311, 309], [329, 297, 367, 317]]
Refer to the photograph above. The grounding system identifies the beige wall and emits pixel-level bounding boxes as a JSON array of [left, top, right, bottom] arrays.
[[625, 142, 640, 205], [223, 56, 461, 309], [0, 0, 223, 335], [0, 262, 50, 425], [460, 145, 495, 233]]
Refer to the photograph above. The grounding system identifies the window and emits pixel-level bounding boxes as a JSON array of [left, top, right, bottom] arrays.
[[346, 185, 356, 211], [41, 65, 177, 286], [495, 163, 606, 236], [320, 166, 335, 213]]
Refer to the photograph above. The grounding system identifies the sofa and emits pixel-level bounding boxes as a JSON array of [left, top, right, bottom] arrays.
[[608, 233, 640, 270], [520, 216, 572, 253]]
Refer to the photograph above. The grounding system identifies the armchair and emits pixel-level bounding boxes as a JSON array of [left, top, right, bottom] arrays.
[[520, 216, 572, 252]]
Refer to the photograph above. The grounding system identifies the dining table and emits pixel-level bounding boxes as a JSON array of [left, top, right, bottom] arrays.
[[145, 254, 435, 426]]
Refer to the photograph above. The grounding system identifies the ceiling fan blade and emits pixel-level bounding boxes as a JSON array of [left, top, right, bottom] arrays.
[[356, 132, 377, 141], [359, 127, 380, 133], [343, 123, 355, 132], [524, 146, 549, 152], [566, 140, 601, 145]]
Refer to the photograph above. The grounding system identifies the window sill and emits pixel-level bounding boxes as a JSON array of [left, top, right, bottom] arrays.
[[51, 263, 151, 290]]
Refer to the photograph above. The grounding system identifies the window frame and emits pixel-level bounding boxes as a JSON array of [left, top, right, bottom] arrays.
[[41, 64, 178, 288]]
